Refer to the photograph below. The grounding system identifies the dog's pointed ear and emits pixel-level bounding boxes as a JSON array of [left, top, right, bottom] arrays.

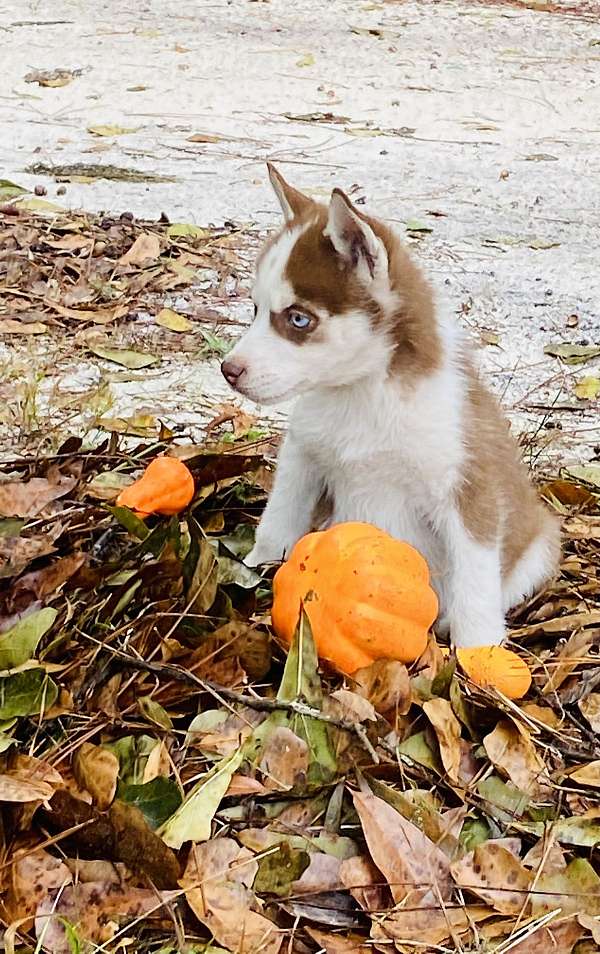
[[324, 189, 387, 282], [267, 162, 314, 222]]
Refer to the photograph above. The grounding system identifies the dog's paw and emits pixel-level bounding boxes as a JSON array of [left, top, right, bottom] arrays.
[[450, 618, 506, 649]]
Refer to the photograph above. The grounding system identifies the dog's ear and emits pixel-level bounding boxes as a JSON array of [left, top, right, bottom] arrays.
[[267, 162, 314, 222], [325, 189, 388, 283]]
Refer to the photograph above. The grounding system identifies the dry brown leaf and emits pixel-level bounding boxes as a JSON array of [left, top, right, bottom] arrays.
[[181, 838, 281, 954], [543, 629, 600, 695], [72, 742, 119, 809], [565, 760, 600, 788], [0, 474, 76, 518], [226, 774, 268, 797], [373, 904, 491, 947], [339, 854, 388, 912], [352, 658, 412, 715], [13, 552, 85, 600], [293, 853, 342, 894], [353, 790, 452, 906], [508, 916, 583, 954], [523, 838, 566, 874], [530, 859, 600, 917], [327, 688, 377, 723], [578, 913, 600, 943], [451, 842, 532, 914], [483, 719, 546, 794], [117, 232, 160, 265], [0, 755, 62, 804], [579, 693, 600, 731], [5, 848, 71, 930], [35, 881, 166, 953], [305, 928, 370, 952], [259, 726, 309, 791], [423, 697, 462, 783]]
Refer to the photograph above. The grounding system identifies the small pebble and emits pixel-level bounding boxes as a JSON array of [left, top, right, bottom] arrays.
[[34, 184, 47, 196], [57, 185, 67, 196]]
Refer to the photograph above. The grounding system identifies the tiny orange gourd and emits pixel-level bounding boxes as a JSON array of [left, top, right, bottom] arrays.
[[271, 522, 438, 675], [456, 646, 531, 700], [116, 456, 194, 516]]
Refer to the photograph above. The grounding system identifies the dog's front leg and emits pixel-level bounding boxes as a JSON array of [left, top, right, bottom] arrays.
[[246, 436, 322, 566], [440, 510, 506, 648]]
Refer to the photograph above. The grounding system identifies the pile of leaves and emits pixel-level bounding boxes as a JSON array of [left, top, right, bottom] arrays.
[[0, 439, 599, 954]]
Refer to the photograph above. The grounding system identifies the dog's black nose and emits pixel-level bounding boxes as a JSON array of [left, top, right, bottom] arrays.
[[221, 359, 246, 386]]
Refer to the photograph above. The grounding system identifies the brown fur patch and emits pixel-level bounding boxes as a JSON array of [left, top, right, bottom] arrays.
[[277, 201, 442, 385], [457, 360, 556, 577]]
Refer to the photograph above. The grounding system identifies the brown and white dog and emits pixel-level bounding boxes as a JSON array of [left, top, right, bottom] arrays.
[[221, 164, 560, 648]]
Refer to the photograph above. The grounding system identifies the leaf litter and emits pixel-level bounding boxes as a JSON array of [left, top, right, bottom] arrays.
[[1, 206, 600, 952], [0, 434, 598, 954]]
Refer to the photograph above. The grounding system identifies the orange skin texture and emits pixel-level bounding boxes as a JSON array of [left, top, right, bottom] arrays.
[[456, 646, 532, 700], [271, 522, 439, 675], [116, 456, 195, 516]]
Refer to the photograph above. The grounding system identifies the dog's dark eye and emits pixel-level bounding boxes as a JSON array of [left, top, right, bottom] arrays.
[[288, 310, 311, 330]]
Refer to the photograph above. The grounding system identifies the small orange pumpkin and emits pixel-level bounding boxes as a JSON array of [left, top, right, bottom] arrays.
[[271, 522, 438, 675], [116, 456, 194, 516], [456, 646, 531, 700]]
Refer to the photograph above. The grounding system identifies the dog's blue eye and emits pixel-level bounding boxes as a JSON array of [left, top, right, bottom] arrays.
[[288, 311, 311, 329]]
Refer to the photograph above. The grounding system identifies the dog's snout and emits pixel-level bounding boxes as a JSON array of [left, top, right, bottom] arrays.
[[221, 359, 246, 387]]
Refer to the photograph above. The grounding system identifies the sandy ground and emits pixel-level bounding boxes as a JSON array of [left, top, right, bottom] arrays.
[[1, 0, 600, 467]]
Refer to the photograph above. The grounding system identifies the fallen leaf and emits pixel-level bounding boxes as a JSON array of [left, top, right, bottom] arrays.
[[423, 697, 462, 783], [88, 344, 160, 369], [0, 178, 27, 200], [0, 754, 62, 803], [339, 854, 389, 912], [516, 815, 600, 849], [259, 726, 310, 791], [579, 694, 600, 732], [0, 474, 76, 518], [566, 761, 600, 788], [181, 839, 282, 953], [451, 842, 532, 914], [305, 928, 370, 952], [167, 222, 210, 239], [574, 377, 600, 400], [118, 231, 160, 265], [544, 343, 600, 365], [119, 776, 182, 829], [254, 841, 310, 896], [543, 628, 598, 695], [12, 552, 85, 601], [0, 319, 49, 334], [73, 742, 119, 810], [353, 790, 451, 906], [5, 848, 71, 930], [374, 905, 491, 947], [352, 658, 412, 715], [504, 916, 583, 954], [138, 695, 173, 730], [563, 464, 600, 490], [156, 307, 194, 332], [0, 669, 58, 718], [86, 469, 133, 501], [327, 689, 377, 724], [88, 124, 139, 136], [35, 881, 166, 953], [405, 218, 433, 232], [531, 858, 600, 917], [159, 748, 243, 848], [0, 607, 57, 669], [296, 53, 315, 67], [483, 719, 546, 794], [187, 132, 226, 143], [25, 68, 77, 87]]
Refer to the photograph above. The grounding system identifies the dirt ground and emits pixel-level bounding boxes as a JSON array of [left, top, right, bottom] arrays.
[[1, 0, 600, 467]]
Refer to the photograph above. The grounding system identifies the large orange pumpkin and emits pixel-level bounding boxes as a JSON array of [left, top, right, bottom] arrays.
[[271, 522, 438, 675]]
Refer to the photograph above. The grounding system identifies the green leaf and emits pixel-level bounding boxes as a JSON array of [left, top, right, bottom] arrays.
[[138, 695, 173, 730], [0, 518, 25, 538], [89, 345, 160, 369], [159, 748, 243, 849], [167, 222, 210, 239], [253, 842, 310, 896], [0, 669, 58, 719], [88, 124, 139, 137], [405, 218, 433, 233], [109, 505, 150, 540], [274, 610, 337, 782], [198, 327, 231, 356], [460, 817, 491, 851], [0, 178, 27, 201], [217, 555, 260, 589], [544, 342, 600, 365], [105, 734, 159, 784], [515, 816, 600, 848], [119, 776, 182, 828], [398, 730, 443, 773], [563, 464, 600, 490], [477, 775, 529, 819], [0, 607, 57, 669]]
